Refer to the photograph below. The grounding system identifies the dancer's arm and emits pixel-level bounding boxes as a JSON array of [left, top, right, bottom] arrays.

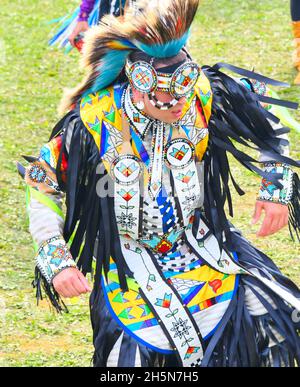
[[240, 79, 292, 237], [21, 117, 91, 299]]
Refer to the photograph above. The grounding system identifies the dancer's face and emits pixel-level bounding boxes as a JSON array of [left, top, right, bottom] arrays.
[[132, 89, 187, 124]]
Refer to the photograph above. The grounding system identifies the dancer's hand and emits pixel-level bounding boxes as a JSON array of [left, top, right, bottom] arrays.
[[68, 21, 89, 47], [53, 267, 92, 298], [252, 201, 289, 237]]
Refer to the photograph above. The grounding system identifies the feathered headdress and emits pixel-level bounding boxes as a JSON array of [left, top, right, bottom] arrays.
[[60, 0, 200, 112]]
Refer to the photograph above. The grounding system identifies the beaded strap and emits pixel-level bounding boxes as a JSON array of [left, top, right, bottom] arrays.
[[36, 236, 77, 283], [258, 163, 294, 205]]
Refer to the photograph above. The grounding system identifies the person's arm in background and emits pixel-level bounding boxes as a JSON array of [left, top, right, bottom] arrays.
[[69, 0, 96, 47]]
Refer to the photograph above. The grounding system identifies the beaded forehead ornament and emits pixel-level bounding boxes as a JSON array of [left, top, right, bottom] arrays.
[[125, 59, 200, 110]]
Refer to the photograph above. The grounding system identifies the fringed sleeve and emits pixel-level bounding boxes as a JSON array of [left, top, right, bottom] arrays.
[[241, 78, 300, 241], [18, 109, 106, 311], [20, 103, 131, 312], [201, 65, 300, 244], [18, 111, 78, 312]]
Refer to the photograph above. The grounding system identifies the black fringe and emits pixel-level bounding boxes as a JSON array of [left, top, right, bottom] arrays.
[[32, 267, 68, 313], [193, 226, 300, 367], [202, 65, 300, 245], [227, 226, 300, 299], [200, 277, 300, 367], [52, 108, 130, 292], [289, 173, 300, 242]]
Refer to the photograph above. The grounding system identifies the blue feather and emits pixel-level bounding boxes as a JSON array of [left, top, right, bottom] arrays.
[[84, 30, 190, 94], [135, 31, 190, 58], [84, 49, 132, 95]]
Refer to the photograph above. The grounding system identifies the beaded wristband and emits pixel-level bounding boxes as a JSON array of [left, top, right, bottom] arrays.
[[249, 79, 272, 110], [258, 163, 294, 205], [36, 236, 77, 284]]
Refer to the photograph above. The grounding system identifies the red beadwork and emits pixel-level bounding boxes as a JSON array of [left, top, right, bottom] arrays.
[[208, 279, 222, 293], [156, 239, 173, 254]]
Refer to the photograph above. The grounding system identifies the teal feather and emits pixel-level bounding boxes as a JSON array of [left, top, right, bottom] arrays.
[[84, 30, 190, 95], [134, 31, 190, 58], [84, 49, 132, 95]]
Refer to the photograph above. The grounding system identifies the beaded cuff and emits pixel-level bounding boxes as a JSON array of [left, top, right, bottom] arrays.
[[250, 79, 272, 110], [258, 163, 294, 205], [36, 236, 77, 284], [24, 160, 62, 194]]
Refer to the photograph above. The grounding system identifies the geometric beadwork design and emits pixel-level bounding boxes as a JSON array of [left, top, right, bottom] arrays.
[[165, 138, 195, 170], [127, 61, 157, 94], [111, 155, 142, 186], [170, 62, 200, 99]]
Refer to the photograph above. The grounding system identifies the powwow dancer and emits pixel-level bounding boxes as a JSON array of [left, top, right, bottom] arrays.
[[18, 0, 300, 367]]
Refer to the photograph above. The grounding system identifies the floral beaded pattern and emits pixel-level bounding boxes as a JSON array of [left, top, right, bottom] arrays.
[[36, 236, 77, 283], [258, 163, 294, 205]]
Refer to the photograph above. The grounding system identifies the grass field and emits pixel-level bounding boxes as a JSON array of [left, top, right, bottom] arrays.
[[0, 0, 299, 367]]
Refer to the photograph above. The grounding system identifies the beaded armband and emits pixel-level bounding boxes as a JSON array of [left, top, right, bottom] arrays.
[[23, 159, 62, 194], [36, 236, 77, 284], [258, 163, 294, 205]]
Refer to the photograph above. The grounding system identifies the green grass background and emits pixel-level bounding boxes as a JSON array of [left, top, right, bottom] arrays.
[[0, 0, 299, 366]]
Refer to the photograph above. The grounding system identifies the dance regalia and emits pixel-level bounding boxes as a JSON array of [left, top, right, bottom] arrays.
[[18, 0, 300, 367]]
